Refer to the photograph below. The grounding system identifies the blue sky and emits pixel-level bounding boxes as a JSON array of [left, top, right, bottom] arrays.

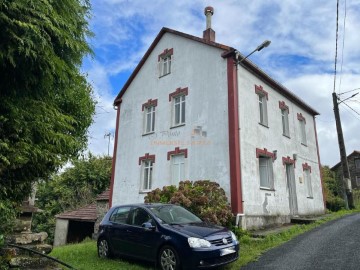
[[83, 0, 360, 166]]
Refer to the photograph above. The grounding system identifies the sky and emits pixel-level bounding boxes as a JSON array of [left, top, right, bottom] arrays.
[[83, 0, 360, 167]]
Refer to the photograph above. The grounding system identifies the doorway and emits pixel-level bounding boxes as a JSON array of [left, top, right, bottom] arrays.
[[286, 164, 298, 216]]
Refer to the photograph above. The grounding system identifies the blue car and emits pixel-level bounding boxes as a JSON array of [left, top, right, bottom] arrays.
[[97, 203, 239, 270]]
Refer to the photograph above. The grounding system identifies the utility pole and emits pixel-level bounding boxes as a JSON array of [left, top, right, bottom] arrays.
[[104, 132, 112, 157], [332, 92, 354, 209]]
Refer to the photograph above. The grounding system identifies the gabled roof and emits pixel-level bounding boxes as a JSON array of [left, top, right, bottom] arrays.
[[114, 27, 319, 116], [56, 204, 97, 222], [331, 150, 360, 170], [96, 188, 110, 201]]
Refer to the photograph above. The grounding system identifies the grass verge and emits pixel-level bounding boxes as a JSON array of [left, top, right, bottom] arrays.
[[50, 210, 359, 270]]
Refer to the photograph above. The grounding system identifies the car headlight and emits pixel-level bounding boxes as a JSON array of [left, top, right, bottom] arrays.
[[188, 237, 211, 248], [230, 231, 238, 242]]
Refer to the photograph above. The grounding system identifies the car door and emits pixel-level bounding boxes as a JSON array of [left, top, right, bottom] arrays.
[[126, 207, 162, 261], [107, 206, 132, 255]]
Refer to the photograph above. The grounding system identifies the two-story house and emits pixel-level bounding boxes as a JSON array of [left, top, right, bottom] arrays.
[[331, 150, 360, 189], [109, 7, 325, 229]]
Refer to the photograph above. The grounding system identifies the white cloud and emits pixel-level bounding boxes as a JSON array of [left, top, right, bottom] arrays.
[[84, 0, 360, 166]]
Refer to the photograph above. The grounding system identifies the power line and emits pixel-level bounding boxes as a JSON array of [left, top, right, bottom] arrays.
[[341, 102, 360, 117], [339, 88, 360, 95], [338, 0, 347, 93], [333, 0, 340, 93]]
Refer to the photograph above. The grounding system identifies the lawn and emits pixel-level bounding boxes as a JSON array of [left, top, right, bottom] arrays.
[[50, 210, 359, 270]]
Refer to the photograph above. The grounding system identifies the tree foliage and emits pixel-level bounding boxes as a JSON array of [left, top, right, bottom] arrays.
[[0, 0, 95, 205], [145, 180, 234, 227], [33, 154, 112, 243], [322, 166, 346, 211]]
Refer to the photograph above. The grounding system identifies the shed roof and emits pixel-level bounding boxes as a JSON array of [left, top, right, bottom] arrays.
[[96, 189, 110, 201], [56, 204, 97, 222], [331, 150, 360, 170]]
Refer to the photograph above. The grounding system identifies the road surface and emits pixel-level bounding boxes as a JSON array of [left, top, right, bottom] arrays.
[[241, 213, 360, 270]]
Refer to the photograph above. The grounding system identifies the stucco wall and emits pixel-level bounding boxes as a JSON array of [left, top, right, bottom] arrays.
[[53, 219, 69, 247], [112, 32, 230, 206], [237, 67, 325, 226]]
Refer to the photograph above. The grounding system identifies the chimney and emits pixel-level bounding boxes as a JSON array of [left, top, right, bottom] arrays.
[[203, 6, 215, 42]]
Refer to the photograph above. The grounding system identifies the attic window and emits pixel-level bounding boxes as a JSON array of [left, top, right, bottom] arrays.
[[158, 48, 173, 77]]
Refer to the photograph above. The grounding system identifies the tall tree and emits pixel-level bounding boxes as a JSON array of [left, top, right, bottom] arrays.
[[0, 0, 95, 204]]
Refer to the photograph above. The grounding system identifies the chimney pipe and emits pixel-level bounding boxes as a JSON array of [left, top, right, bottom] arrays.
[[203, 6, 215, 42]]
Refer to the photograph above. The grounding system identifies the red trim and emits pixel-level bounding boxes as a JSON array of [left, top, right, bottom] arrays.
[[313, 117, 326, 210], [169, 87, 188, 101], [167, 147, 188, 160], [139, 153, 156, 165], [158, 48, 174, 61], [279, 101, 289, 112], [297, 113, 306, 123], [302, 162, 312, 173], [142, 99, 158, 111], [226, 57, 243, 214], [109, 101, 122, 208], [255, 85, 268, 100], [256, 148, 275, 160], [282, 156, 295, 167]]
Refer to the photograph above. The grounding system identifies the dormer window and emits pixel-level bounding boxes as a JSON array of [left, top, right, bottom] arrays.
[[158, 48, 173, 77]]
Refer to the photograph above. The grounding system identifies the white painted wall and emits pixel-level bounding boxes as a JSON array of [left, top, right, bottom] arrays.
[[237, 66, 325, 224], [112, 33, 230, 206]]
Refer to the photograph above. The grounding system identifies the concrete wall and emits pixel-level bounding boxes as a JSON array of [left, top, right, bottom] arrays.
[[112, 32, 230, 206], [53, 219, 69, 247], [237, 67, 325, 229]]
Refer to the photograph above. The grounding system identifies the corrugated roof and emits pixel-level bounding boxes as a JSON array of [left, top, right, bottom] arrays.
[[56, 204, 97, 222], [96, 189, 110, 201]]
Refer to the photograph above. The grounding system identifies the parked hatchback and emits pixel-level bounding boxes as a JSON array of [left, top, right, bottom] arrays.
[[97, 203, 239, 269]]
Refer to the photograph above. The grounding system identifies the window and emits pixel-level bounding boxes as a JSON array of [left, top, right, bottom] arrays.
[[172, 154, 185, 184], [259, 95, 268, 126], [158, 48, 173, 77], [259, 156, 274, 189], [141, 160, 153, 191], [355, 158, 360, 169], [304, 169, 313, 198], [109, 206, 131, 224], [129, 208, 153, 227], [356, 176, 360, 186], [173, 95, 185, 126], [297, 113, 307, 145], [281, 109, 290, 137], [144, 106, 155, 133]]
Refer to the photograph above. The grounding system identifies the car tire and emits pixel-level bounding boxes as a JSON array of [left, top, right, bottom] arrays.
[[158, 245, 181, 270], [97, 238, 113, 258]]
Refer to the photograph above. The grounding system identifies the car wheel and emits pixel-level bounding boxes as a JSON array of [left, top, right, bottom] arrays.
[[97, 238, 113, 258], [158, 245, 181, 270]]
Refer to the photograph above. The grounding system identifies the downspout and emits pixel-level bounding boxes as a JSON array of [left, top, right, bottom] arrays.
[[109, 100, 122, 208]]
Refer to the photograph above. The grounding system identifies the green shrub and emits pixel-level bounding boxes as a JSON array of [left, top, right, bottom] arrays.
[[326, 193, 346, 212], [145, 180, 234, 227]]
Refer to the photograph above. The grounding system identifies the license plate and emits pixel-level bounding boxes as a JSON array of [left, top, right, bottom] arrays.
[[220, 247, 235, 256]]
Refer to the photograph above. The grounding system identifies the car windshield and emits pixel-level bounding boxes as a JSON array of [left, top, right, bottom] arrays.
[[148, 205, 202, 225]]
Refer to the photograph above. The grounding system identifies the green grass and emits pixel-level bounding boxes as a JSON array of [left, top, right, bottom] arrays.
[[50, 210, 359, 270]]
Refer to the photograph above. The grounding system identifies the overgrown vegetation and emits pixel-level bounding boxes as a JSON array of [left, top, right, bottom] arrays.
[[0, 0, 94, 242], [145, 180, 234, 226], [32, 154, 112, 243], [322, 166, 346, 211]]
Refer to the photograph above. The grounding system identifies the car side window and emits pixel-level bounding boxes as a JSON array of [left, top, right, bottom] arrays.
[[109, 206, 131, 224], [129, 208, 153, 227]]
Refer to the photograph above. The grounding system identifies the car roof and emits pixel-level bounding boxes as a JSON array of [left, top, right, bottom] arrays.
[[111, 203, 174, 209]]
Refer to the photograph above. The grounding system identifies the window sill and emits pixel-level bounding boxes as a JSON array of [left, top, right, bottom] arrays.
[[260, 187, 275, 191], [142, 131, 155, 136], [170, 123, 185, 129], [159, 72, 171, 78], [283, 134, 291, 139], [258, 123, 269, 128], [139, 189, 152, 194]]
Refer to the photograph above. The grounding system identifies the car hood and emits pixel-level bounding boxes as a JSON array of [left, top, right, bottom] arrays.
[[166, 222, 228, 238]]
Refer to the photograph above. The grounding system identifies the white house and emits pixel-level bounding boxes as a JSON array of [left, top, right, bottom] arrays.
[[109, 7, 325, 229]]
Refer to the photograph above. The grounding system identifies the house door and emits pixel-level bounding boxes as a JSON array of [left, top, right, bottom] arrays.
[[286, 164, 298, 216]]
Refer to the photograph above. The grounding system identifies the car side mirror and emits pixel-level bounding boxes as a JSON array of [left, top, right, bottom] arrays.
[[142, 222, 156, 231]]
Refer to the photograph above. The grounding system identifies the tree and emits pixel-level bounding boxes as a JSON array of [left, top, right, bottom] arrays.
[[33, 154, 112, 243], [0, 0, 95, 206], [322, 166, 346, 211]]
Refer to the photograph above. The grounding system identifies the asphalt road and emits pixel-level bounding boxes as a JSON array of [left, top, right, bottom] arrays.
[[241, 213, 360, 270]]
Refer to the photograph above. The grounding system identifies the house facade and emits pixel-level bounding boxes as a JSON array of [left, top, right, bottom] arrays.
[[110, 7, 325, 229], [331, 150, 360, 189]]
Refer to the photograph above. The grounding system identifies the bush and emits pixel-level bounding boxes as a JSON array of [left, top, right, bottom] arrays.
[[326, 193, 346, 212], [145, 180, 234, 227]]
